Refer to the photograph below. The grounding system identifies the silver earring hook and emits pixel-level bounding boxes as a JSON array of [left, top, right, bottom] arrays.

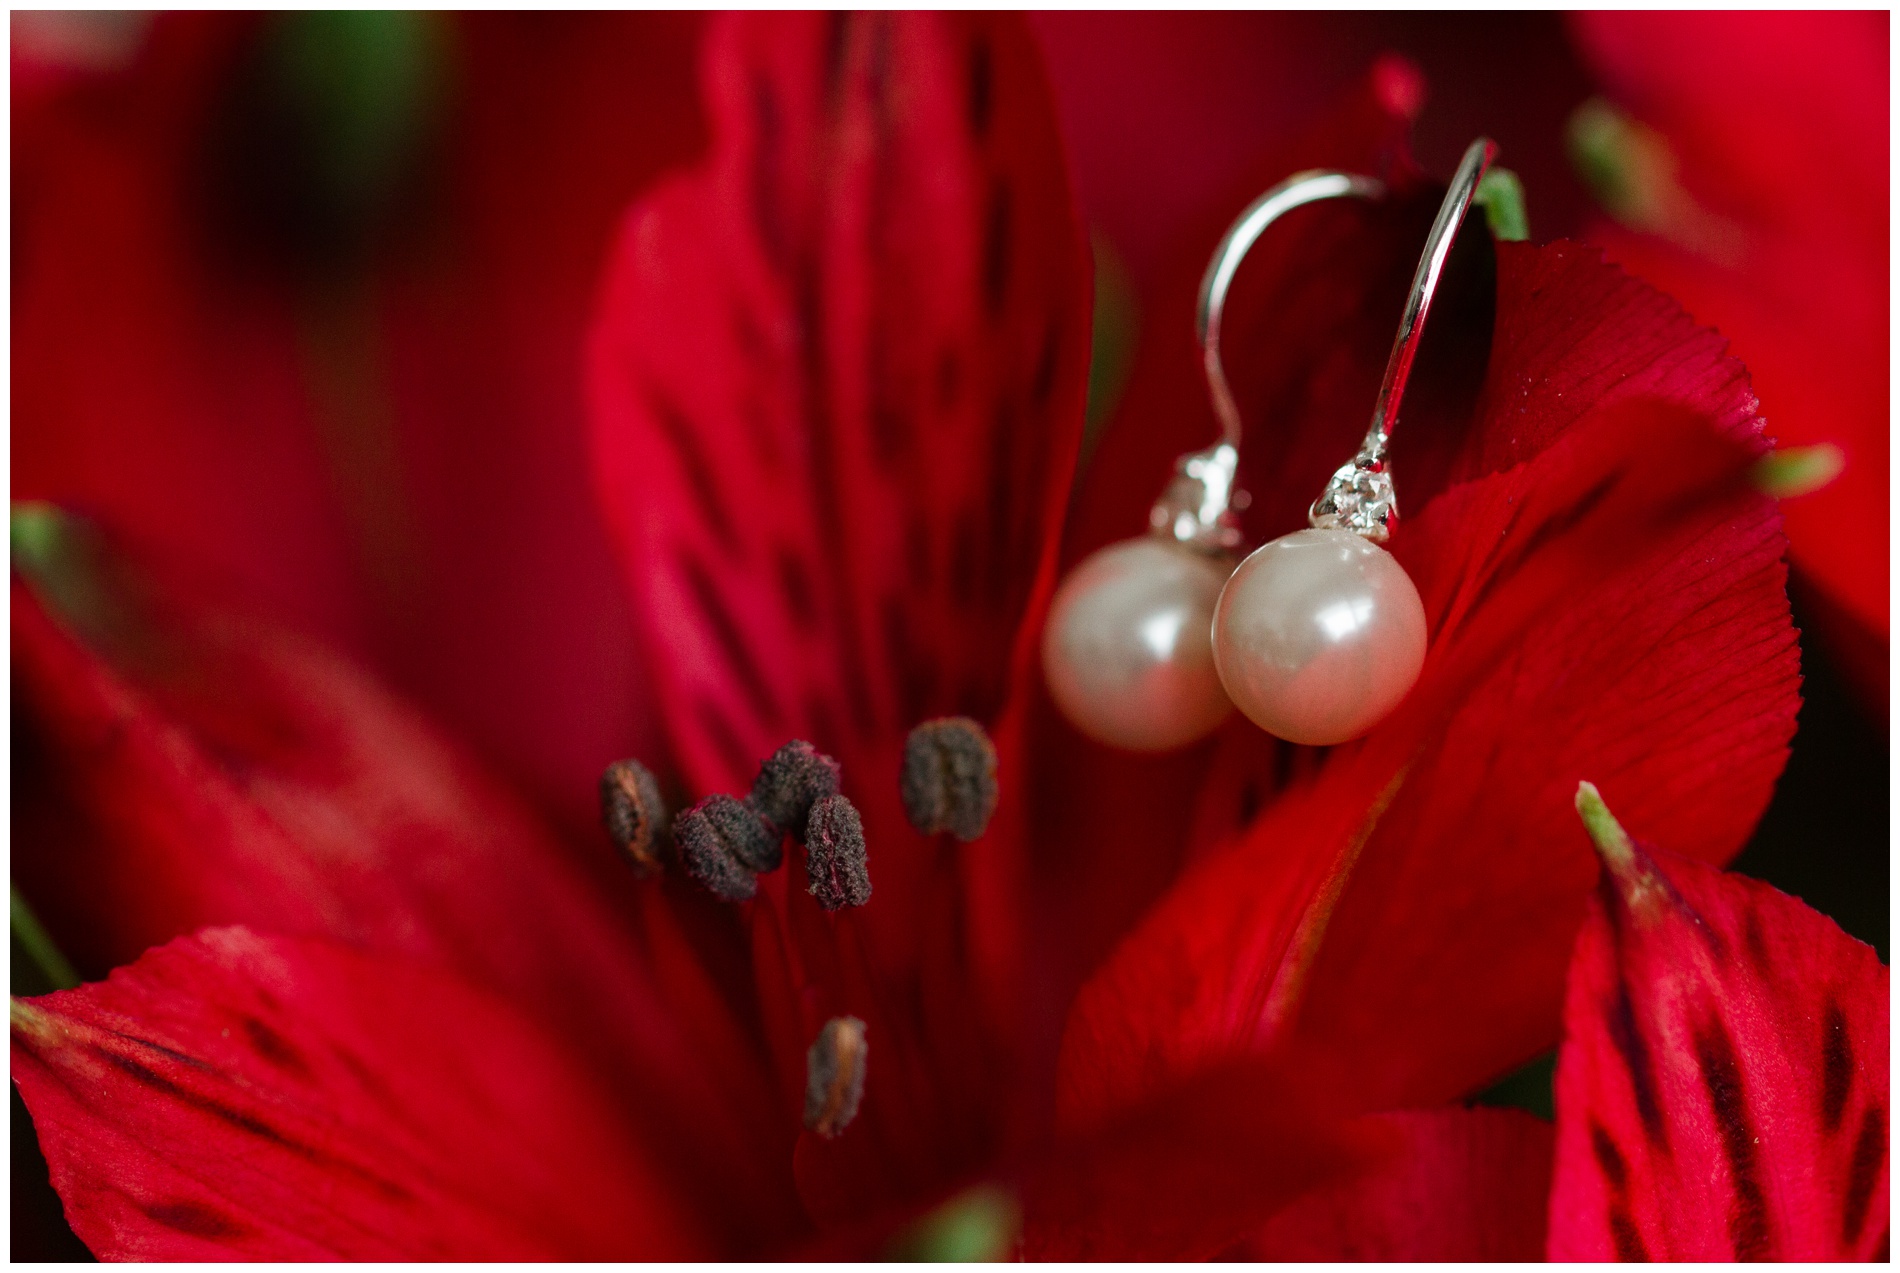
[[1153, 169, 1383, 554], [1156, 138, 1498, 553], [1312, 137, 1497, 541], [1196, 170, 1385, 450]]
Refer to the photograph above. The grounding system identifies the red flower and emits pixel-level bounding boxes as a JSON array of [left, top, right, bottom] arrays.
[[11, 11, 708, 835], [1567, 12, 1889, 697], [1548, 785, 1888, 1260], [11, 12, 1845, 1261]]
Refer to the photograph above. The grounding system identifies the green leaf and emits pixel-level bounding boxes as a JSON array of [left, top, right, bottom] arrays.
[[1568, 97, 1665, 228], [1475, 168, 1530, 243], [11, 501, 160, 669], [11, 887, 79, 996], [11, 502, 114, 645], [888, 1185, 1021, 1261], [1753, 444, 1845, 499], [266, 11, 449, 221]]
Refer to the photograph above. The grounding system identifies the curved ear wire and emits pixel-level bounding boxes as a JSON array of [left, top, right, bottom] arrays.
[[1311, 137, 1498, 541], [1196, 171, 1384, 450], [1367, 137, 1497, 458], [1156, 170, 1382, 555]]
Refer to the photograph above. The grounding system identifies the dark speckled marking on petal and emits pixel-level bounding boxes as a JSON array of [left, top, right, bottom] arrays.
[[242, 1017, 309, 1079], [1820, 998, 1853, 1132], [1693, 1019, 1772, 1260], [967, 35, 993, 139], [1843, 1104, 1886, 1248], [144, 1200, 247, 1239]]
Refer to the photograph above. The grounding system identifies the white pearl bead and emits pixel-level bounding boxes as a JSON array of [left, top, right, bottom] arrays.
[[1042, 537, 1235, 752], [1211, 528, 1427, 746]]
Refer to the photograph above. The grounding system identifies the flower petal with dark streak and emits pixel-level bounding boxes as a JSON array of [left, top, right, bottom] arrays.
[[586, 14, 1091, 1203], [1059, 385, 1796, 1127], [10, 928, 704, 1260], [11, 517, 803, 1250], [1546, 798, 1889, 1261], [588, 11, 1090, 800]]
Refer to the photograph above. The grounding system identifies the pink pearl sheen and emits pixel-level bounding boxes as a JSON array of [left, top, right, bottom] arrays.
[[1211, 528, 1427, 746], [1042, 537, 1234, 752]]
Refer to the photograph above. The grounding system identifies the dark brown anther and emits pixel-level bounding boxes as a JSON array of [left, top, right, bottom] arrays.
[[600, 758, 669, 875], [805, 794, 871, 910], [686, 792, 782, 873], [749, 739, 841, 838], [804, 1015, 868, 1139], [673, 794, 782, 902], [900, 716, 998, 842]]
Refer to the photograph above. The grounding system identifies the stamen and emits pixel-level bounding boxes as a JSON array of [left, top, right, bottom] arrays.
[[804, 1015, 868, 1138], [900, 717, 999, 842], [805, 794, 872, 910], [599, 758, 669, 875], [674, 794, 781, 901], [749, 739, 842, 838]]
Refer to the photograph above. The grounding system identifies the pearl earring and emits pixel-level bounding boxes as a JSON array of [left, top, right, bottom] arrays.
[[1042, 169, 1386, 752], [1211, 138, 1497, 746]]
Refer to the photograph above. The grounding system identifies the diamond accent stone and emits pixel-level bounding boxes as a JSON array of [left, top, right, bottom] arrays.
[[1309, 451, 1397, 541]]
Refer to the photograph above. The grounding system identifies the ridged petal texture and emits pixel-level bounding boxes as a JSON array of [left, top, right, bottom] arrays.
[[12, 512, 799, 1251], [11, 928, 703, 1259], [1548, 829, 1889, 1260], [1058, 238, 1800, 1127], [588, 11, 1089, 798]]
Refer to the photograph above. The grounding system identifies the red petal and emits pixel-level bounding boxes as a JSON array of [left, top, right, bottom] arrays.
[[1060, 355, 1796, 1124], [1569, 13, 1888, 645], [1248, 1107, 1554, 1260], [587, 11, 1090, 797], [11, 927, 703, 1259], [1271, 261, 1798, 1110], [12, 519, 801, 1243], [1019, 1062, 1387, 1261], [13, 14, 710, 834], [586, 17, 1089, 1173], [1547, 796, 1889, 1260]]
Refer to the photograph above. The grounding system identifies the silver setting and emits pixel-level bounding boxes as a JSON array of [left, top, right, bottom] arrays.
[[1149, 442, 1244, 553], [1310, 446, 1397, 541], [1308, 137, 1497, 541]]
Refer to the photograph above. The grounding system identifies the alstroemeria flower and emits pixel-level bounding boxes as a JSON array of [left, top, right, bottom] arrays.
[[1567, 12, 1888, 694], [1548, 785, 1888, 1260], [12, 11, 709, 834], [13, 11, 1832, 1262]]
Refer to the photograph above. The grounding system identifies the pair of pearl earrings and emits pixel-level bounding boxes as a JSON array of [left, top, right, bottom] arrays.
[[1044, 138, 1497, 752]]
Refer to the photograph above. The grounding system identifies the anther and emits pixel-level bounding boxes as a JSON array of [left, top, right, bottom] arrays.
[[749, 739, 841, 838], [600, 758, 670, 875], [900, 717, 999, 842], [804, 1015, 868, 1138], [674, 794, 781, 901], [805, 794, 872, 910]]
